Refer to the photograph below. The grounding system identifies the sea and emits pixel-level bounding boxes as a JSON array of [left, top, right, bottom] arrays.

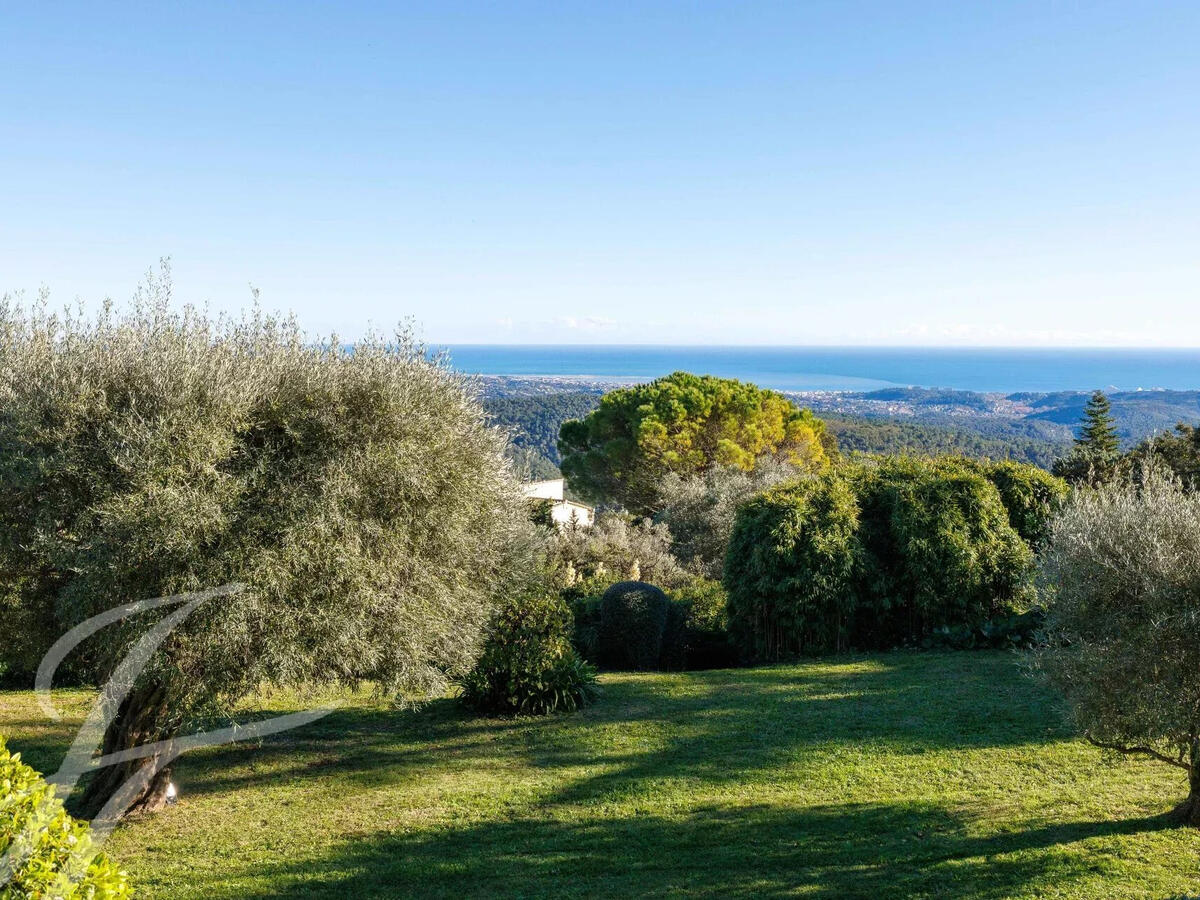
[[438, 345, 1200, 395]]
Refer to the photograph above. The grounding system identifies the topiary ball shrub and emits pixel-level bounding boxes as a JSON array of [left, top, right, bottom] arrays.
[[0, 738, 131, 898], [598, 581, 670, 670], [460, 590, 598, 716]]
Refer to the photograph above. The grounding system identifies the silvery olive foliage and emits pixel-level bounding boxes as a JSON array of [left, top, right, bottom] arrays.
[[1033, 467, 1200, 823], [654, 456, 803, 579], [0, 270, 531, 812]]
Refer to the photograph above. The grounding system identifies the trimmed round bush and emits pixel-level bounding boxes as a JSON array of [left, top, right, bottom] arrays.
[[0, 738, 131, 898], [599, 581, 670, 670], [460, 590, 598, 716]]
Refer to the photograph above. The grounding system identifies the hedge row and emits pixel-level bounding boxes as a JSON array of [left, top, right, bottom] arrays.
[[723, 457, 1063, 658]]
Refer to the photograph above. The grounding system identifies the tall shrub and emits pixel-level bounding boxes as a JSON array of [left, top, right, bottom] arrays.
[[724, 473, 860, 657], [853, 458, 1033, 646], [955, 458, 1068, 548], [0, 279, 530, 815]]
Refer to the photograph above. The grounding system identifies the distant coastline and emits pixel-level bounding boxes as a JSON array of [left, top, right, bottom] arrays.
[[440, 345, 1200, 394]]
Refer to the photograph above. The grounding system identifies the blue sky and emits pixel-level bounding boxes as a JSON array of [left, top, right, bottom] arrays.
[[2, 2, 1198, 345]]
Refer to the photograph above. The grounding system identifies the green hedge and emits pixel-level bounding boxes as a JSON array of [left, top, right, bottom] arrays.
[[724, 457, 1036, 658], [0, 738, 131, 898]]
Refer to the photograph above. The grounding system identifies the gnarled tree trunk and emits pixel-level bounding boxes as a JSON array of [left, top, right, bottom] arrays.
[[75, 684, 176, 820]]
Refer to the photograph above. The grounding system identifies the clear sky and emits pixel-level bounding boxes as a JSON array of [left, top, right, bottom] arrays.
[[2, 2, 1198, 346]]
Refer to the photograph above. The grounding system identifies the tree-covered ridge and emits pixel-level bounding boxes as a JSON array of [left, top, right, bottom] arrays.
[[483, 391, 602, 469], [558, 372, 831, 512], [823, 415, 1065, 468]]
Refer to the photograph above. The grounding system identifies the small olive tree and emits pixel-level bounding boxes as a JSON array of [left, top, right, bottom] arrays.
[[1033, 469, 1200, 825], [0, 275, 530, 817]]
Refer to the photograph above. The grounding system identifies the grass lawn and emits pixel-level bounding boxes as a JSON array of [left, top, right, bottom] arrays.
[[3, 652, 1199, 898]]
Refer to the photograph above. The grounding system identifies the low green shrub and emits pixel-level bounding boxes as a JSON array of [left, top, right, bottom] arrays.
[[598, 581, 670, 670], [568, 594, 604, 662], [459, 590, 598, 716], [0, 738, 131, 898], [922, 608, 1045, 650]]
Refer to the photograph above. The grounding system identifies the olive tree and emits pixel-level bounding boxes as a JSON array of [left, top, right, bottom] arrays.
[[0, 276, 530, 817], [1033, 468, 1200, 825]]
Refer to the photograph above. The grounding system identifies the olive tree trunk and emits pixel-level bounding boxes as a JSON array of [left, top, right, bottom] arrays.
[[75, 684, 176, 819], [1173, 739, 1200, 826]]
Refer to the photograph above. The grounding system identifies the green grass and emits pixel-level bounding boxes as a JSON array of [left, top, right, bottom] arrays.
[[3, 653, 1199, 898]]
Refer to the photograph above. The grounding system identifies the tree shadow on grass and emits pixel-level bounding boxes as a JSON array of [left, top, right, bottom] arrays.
[[172, 651, 1069, 804], [218, 801, 1174, 899]]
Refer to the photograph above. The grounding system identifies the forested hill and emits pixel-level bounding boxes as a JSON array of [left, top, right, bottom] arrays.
[[1016, 390, 1200, 443], [823, 415, 1066, 468], [483, 391, 602, 478]]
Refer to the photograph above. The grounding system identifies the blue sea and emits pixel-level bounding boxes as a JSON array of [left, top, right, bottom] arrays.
[[439, 345, 1200, 394]]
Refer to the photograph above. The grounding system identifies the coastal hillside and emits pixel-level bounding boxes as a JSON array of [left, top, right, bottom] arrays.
[[483, 379, 1200, 475]]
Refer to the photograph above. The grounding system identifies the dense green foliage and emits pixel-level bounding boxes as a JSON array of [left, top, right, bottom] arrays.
[[724, 457, 1034, 658], [966, 459, 1069, 548], [0, 738, 131, 898], [663, 578, 737, 670], [1034, 469, 1200, 824], [559, 372, 831, 513], [0, 285, 529, 814], [598, 581, 671, 670], [459, 590, 598, 716], [724, 472, 861, 657]]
